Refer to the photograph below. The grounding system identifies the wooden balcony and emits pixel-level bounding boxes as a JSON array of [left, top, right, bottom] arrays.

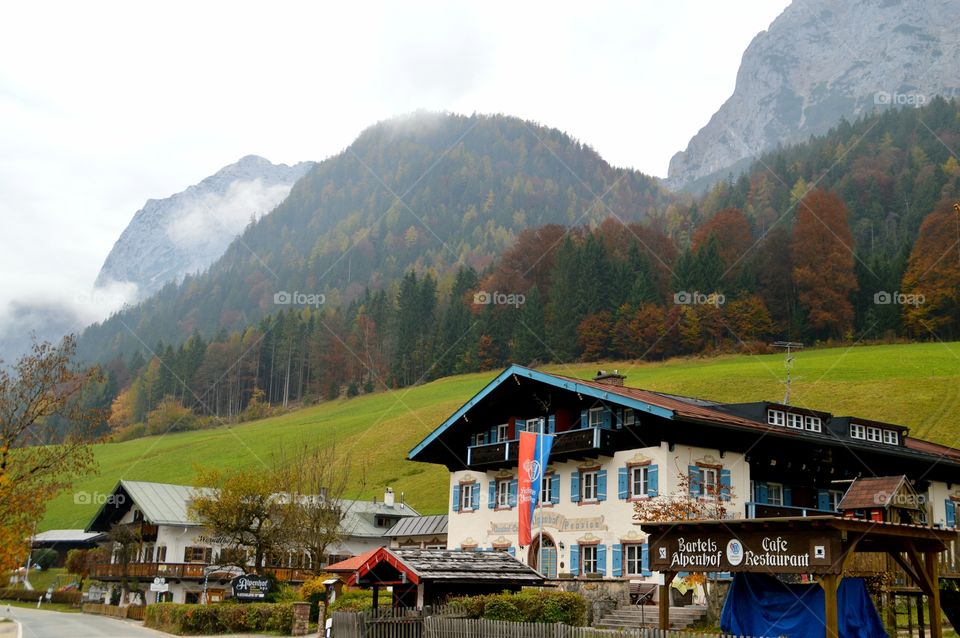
[[846, 531, 960, 584], [90, 562, 315, 583], [467, 427, 617, 469]]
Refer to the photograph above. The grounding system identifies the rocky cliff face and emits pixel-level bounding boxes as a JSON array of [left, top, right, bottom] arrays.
[[95, 155, 313, 299], [667, 0, 960, 191]]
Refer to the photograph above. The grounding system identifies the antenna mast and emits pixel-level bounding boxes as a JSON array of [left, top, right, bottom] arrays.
[[772, 341, 804, 405]]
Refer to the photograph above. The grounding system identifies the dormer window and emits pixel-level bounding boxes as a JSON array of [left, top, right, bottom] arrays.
[[786, 413, 803, 429], [883, 430, 899, 445], [804, 416, 822, 432], [850, 423, 866, 439], [866, 426, 882, 443], [767, 409, 785, 426]]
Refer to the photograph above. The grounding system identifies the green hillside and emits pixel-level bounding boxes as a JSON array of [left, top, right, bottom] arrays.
[[43, 341, 960, 530]]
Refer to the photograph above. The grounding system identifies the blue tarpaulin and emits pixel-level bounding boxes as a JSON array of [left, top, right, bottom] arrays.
[[720, 573, 886, 638]]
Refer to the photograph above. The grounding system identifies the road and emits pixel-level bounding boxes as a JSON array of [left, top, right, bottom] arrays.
[[4, 607, 165, 638]]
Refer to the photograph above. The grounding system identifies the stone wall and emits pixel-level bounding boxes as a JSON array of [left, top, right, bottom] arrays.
[[547, 578, 629, 626]]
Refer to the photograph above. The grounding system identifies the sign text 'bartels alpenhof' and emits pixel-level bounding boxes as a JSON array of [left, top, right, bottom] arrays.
[[649, 532, 840, 574]]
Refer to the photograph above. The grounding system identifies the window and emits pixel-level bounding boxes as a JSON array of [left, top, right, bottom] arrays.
[[375, 515, 397, 528], [866, 426, 882, 443], [625, 544, 644, 576], [582, 471, 598, 501], [767, 483, 784, 506], [883, 430, 899, 445], [184, 546, 213, 564], [475, 432, 486, 446], [786, 413, 803, 429], [767, 409, 785, 426], [497, 423, 510, 441], [850, 423, 866, 439], [588, 408, 604, 428], [805, 416, 822, 432], [631, 466, 649, 499], [139, 543, 154, 563], [497, 479, 511, 508], [701, 467, 718, 494], [540, 475, 554, 504], [581, 545, 598, 574], [828, 490, 844, 511], [461, 483, 475, 511], [624, 409, 636, 426]]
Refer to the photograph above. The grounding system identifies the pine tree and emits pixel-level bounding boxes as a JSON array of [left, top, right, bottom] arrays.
[[512, 286, 548, 364]]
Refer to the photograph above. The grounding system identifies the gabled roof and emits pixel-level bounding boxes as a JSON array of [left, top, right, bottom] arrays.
[[384, 514, 448, 539], [838, 476, 918, 511], [337, 547, 544, 587], [32, 529, 106, 544], [86, 480, 419, 536], [326, 548, 379, 573]]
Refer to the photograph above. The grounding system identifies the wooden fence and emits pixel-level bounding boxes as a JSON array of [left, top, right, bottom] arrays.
[[82, 603, 146, 620], [331, 611, 766, 638]]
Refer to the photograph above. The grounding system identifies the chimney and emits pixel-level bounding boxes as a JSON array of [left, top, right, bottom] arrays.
[[593, 369, 626, 387], [384, 487, 395, 508]]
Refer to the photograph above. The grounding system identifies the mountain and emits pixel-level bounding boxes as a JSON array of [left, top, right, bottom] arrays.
[[667, 0, 960, 191], [77, 113, 671, 363], [94, 155, 314, 300]]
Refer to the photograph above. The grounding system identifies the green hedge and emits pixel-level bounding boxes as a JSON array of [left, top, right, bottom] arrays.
[[450, 590, 587, 626], [144, 602, 294, 634], [0, 588, 81, 605]]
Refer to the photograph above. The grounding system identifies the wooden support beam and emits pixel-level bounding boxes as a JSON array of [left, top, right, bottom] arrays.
[[659, 572, 676, 630], [925, 551, 943, 638], [891, 551, 925, 589], [906, 545, 936, 597], [819, 573, 841, 638]]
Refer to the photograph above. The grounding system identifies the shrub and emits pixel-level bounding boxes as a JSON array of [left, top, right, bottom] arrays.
[[144, 602, 294, 634], [449, 590, 586, 626], [146, 396, 199, 435], [328, 589, 388, 612], [30, 548, 59, 570], [0, 588, 81, 605], [112, 422, 147, 442]]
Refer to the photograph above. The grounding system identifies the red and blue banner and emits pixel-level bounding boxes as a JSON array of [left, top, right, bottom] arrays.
[[518, 430, 554, 546]]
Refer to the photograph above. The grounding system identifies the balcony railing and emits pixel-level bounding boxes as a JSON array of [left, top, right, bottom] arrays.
[[467, 427, 616, 468], [90, 562, 315, 583], [745, 502, 836, 518]]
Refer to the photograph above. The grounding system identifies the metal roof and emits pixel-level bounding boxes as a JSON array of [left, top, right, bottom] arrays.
[[383, 514, 448, 539], [32, 529, 105, 543]]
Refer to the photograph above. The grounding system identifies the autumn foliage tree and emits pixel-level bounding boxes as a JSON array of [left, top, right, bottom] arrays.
[[791, 189, 858, 338], [901, 203, 960, 339], [0, 336, 100, 574]]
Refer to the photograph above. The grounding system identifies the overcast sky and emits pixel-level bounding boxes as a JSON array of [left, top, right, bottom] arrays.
[[0, 0, 790, 339]]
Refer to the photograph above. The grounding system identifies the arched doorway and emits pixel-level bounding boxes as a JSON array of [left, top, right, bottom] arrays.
[[528, 533, 558, 578]]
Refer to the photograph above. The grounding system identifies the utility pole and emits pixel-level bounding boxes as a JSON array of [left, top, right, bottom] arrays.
[[772, 341, 804, 405]]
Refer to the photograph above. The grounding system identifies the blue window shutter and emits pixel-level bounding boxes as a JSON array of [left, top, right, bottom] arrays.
[[452, 484, 460, 512], [688, 465, 700, 497], [469, 434, 476, 447], [548, 415, 556, 433], [757, 482, 768, 504], [516, 419, 525, 433], [720, 469, 732, 501], [489, 427, 497, 443], [507, 546, 516, 557], [570, 544, 580, 575], [641, 544, 651, 576], [946, 500, 956, 527], [783, 485, 792, 507], [550, 474, 560, 504], [488, 481, 496, 509], [601, 408, 612, 429], [509, 479, 518, 508], [612, 544, 622, 577], [597, 544, 607, 576], [615, 408, 623, 429], [571, 472, 581, 503], [580, 410, 588, 429], [618, 467, 628, 499], [597, 470, 608, 501], [818, 489, 831, 511], [648, 465, 659, 497], [471, 485, 480, 511]]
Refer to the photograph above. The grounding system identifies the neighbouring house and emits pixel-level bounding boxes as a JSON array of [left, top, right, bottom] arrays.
[[84, 481, 418, 604], [326, 547, 544, 608], [407, 365, 960, 584], [30, 529, 106, 567], [383, 515, 448, 549]]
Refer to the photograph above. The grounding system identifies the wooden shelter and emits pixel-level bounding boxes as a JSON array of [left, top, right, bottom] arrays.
[[326, 548, 544, 609], [643, 516, 957, 638]]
